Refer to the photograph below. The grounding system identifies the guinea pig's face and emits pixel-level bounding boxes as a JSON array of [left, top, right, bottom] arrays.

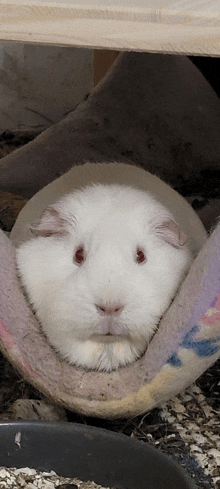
[[17, 184, 191, 372]]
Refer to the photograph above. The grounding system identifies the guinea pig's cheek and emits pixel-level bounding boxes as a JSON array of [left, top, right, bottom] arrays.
[[37, 282, 93, 339]]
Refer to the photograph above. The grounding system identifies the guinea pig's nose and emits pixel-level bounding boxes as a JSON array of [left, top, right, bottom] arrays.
[[95, 302, 124, 315]]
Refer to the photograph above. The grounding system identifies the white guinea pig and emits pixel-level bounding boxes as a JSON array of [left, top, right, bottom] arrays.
[[16, 183, 192, 372]]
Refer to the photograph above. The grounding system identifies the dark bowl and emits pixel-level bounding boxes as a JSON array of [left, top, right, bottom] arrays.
[[0, 421, 196, 489]]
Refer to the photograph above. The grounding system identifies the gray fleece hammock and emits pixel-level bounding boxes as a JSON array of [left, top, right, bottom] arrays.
[[1, 51, 220, 418]]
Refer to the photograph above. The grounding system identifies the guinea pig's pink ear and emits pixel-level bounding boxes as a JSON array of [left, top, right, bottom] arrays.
[[30, 206, 70, 237], [154, 219, 188, 248]]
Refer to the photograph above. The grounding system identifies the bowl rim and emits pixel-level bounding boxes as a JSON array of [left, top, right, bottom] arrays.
[[0, 420, 196, 489]]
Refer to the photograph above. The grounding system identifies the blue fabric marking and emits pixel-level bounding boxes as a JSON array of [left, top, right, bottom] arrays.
[[182, 325, 220, 356], [181, 325, 199, 347], [184, 337, 220, 356], [167, 324, 220, 367], [167, 353, 182, 367]]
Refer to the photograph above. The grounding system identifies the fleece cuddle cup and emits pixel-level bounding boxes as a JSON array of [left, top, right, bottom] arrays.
[[1, 162, 220, 419]]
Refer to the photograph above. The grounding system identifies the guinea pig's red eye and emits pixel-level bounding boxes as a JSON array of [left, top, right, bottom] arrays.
[[136, 248, 146, 265], [74, 246, 85, 265]]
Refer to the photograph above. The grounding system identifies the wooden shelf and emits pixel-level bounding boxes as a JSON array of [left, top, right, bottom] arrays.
[[1, 0, 220, 55]]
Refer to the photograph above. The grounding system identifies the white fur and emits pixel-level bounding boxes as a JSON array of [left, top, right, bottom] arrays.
[[16, 184, 192, 372]]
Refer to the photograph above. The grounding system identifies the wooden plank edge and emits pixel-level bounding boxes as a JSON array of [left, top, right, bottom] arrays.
[[0, 1, 220, 56]]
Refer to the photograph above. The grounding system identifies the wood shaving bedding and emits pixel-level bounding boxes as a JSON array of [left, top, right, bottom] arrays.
[[0, 466, 114, 489], [160, 384, 220, 489]]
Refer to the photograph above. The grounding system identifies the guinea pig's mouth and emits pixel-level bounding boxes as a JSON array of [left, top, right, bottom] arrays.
[[91, 333, 128, 343]]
